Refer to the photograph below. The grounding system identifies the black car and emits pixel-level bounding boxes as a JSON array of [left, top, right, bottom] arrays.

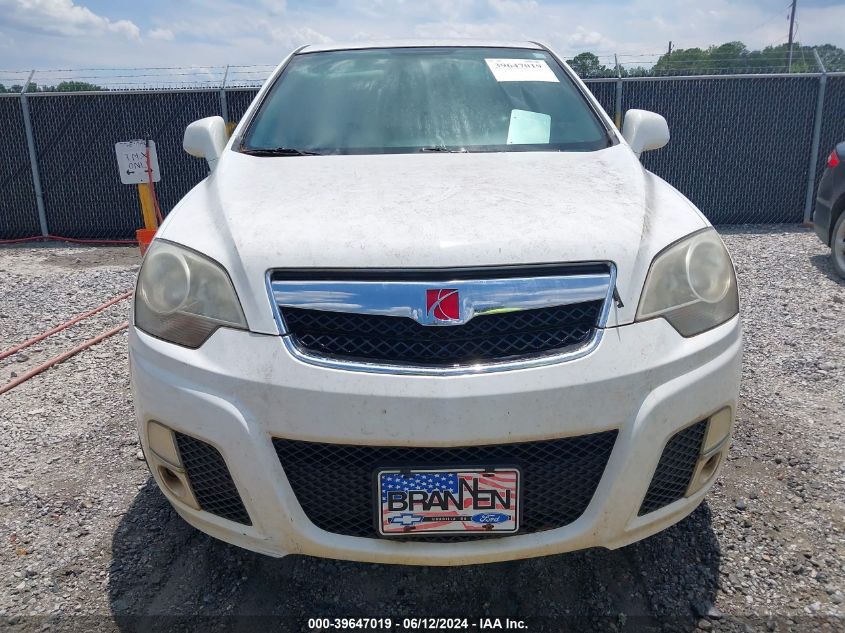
[[814, 141, 845, 278]]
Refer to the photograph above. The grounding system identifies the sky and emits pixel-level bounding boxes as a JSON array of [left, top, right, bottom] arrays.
[[1, 0, 844, 78]]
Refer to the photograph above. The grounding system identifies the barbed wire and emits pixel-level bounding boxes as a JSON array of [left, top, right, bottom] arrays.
[[564, 43, 841, 78], [0, 50, 840, 92], [0, 63, 278, 91]]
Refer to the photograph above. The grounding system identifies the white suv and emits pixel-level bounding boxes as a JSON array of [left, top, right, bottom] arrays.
[[129, 41, 742, 565]]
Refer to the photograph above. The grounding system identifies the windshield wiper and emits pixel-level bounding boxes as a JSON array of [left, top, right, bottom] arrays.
[[240, 147, 323, 156], [419, 146, 468, 153]]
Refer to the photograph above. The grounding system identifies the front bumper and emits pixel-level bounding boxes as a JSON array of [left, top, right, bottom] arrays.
[[129, 315, 742, 565], [814, 197, 832, 245]]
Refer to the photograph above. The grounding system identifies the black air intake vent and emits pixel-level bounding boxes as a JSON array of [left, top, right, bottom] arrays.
[[174, 433, 251, 525], [639, 420, 708, 516], [274, 431, 618, 540]]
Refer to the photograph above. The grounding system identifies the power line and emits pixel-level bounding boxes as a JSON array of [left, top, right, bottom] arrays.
[[745, 2, 792, 38], [795, 21, 807, 69], [787, 0, 798, 71]]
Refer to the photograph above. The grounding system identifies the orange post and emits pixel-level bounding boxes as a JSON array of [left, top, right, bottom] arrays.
[[138, 183, 157, 230], [136, 183, 158, 255]]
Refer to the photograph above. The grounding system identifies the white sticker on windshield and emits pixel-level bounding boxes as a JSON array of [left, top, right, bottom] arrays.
[[507, 109, 551, 145], [485, 58, 559, 82]]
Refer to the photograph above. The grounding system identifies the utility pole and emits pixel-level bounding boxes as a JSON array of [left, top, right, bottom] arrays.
[[787, 0, 797, 72], [667, 41, 673, 56]]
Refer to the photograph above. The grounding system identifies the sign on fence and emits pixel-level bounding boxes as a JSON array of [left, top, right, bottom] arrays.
[[115, 140, 160, 185]]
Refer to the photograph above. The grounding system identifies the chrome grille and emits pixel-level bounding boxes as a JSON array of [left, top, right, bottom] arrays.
[[281, 302, 601, 366], [269, 265, 613, 373]]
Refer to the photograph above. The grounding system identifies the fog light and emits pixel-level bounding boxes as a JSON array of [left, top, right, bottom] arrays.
[[148, 420, 181, 467], [703, 407, 732, 454], [687, 408, 732, 496], [145, 421, 200, 510]]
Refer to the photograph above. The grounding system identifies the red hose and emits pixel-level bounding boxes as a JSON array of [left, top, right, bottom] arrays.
[[0, 290, 133, 361], [0, 235, 138, 245], [0, 322, 128, 396]]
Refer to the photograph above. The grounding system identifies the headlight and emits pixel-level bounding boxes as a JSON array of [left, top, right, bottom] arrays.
[[135, 240, 247, 348], [636, 228, 738, 337]]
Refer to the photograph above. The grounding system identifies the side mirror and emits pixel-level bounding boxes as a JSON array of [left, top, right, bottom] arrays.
[[622, 109, 669, 158], [183, 116, 228, 170]]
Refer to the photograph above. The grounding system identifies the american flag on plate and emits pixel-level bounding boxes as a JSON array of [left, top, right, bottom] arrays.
[[377, 467, 520, 536]]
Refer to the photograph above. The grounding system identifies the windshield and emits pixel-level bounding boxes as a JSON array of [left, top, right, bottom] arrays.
[[242, 47, 612, 155]]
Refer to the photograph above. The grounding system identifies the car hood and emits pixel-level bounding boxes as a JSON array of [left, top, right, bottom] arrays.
[[160, 144, 707, 334]]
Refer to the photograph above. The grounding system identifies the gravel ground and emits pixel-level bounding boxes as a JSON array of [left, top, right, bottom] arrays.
[[0, 227, 843, 632]]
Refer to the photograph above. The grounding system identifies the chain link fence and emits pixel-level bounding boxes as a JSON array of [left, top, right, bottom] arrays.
[[224, 88, 260, 123], [0, 97, 41, 238], [27, 91, 220, 238], [817, 74, 845, 196], [621, 75, 820, 224], [583, 79, 617, 121], [2, 71, 844, 239]]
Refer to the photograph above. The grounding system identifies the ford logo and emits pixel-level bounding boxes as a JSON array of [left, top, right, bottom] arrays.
[[471, 512, 509, 524]]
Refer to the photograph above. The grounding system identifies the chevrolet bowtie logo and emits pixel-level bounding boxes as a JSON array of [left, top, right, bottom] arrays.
[[389, 513, 424, 526]]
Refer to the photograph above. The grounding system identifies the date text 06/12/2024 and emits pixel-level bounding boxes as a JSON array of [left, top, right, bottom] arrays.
[[306, 617, 529, 630]]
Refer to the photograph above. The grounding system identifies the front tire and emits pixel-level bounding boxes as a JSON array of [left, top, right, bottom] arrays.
[[832, 212, 845, 279]]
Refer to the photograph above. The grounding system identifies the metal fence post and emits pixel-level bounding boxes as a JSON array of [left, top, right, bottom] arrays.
[[803, 49, 827, 225], [219, 65, 230, 123], [20, 70, 49, 237], [614, 54, 623, 129]]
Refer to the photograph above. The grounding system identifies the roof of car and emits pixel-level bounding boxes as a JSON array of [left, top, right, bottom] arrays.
[[299, 39, 546, 54]]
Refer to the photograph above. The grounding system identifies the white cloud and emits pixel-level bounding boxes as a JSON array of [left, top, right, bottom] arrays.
[[567, 25, 611, 50], [148, 28, 174, 41], [487, 0, 539, 16], [265, 24, 331, 47], [157, 11, 332, 59], [412, 20, 522, 41], [0, 0, 843, 71], [0, 0, 140, 40], [257, 0, 287, 14]]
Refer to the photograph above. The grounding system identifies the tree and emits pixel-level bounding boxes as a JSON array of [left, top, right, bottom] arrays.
[[620, 65, 651, 78], [565, 52, 613, 78], [815, 44, 845, 71], [566, 41, 845, 78], [651, 41, 752, 75], [48, 80, 104, 92], [0, 80, 105, 93], [650, 41, 840, 75]]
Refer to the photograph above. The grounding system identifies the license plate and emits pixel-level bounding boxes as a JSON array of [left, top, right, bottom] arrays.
[[376, 467, 520, 536]]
